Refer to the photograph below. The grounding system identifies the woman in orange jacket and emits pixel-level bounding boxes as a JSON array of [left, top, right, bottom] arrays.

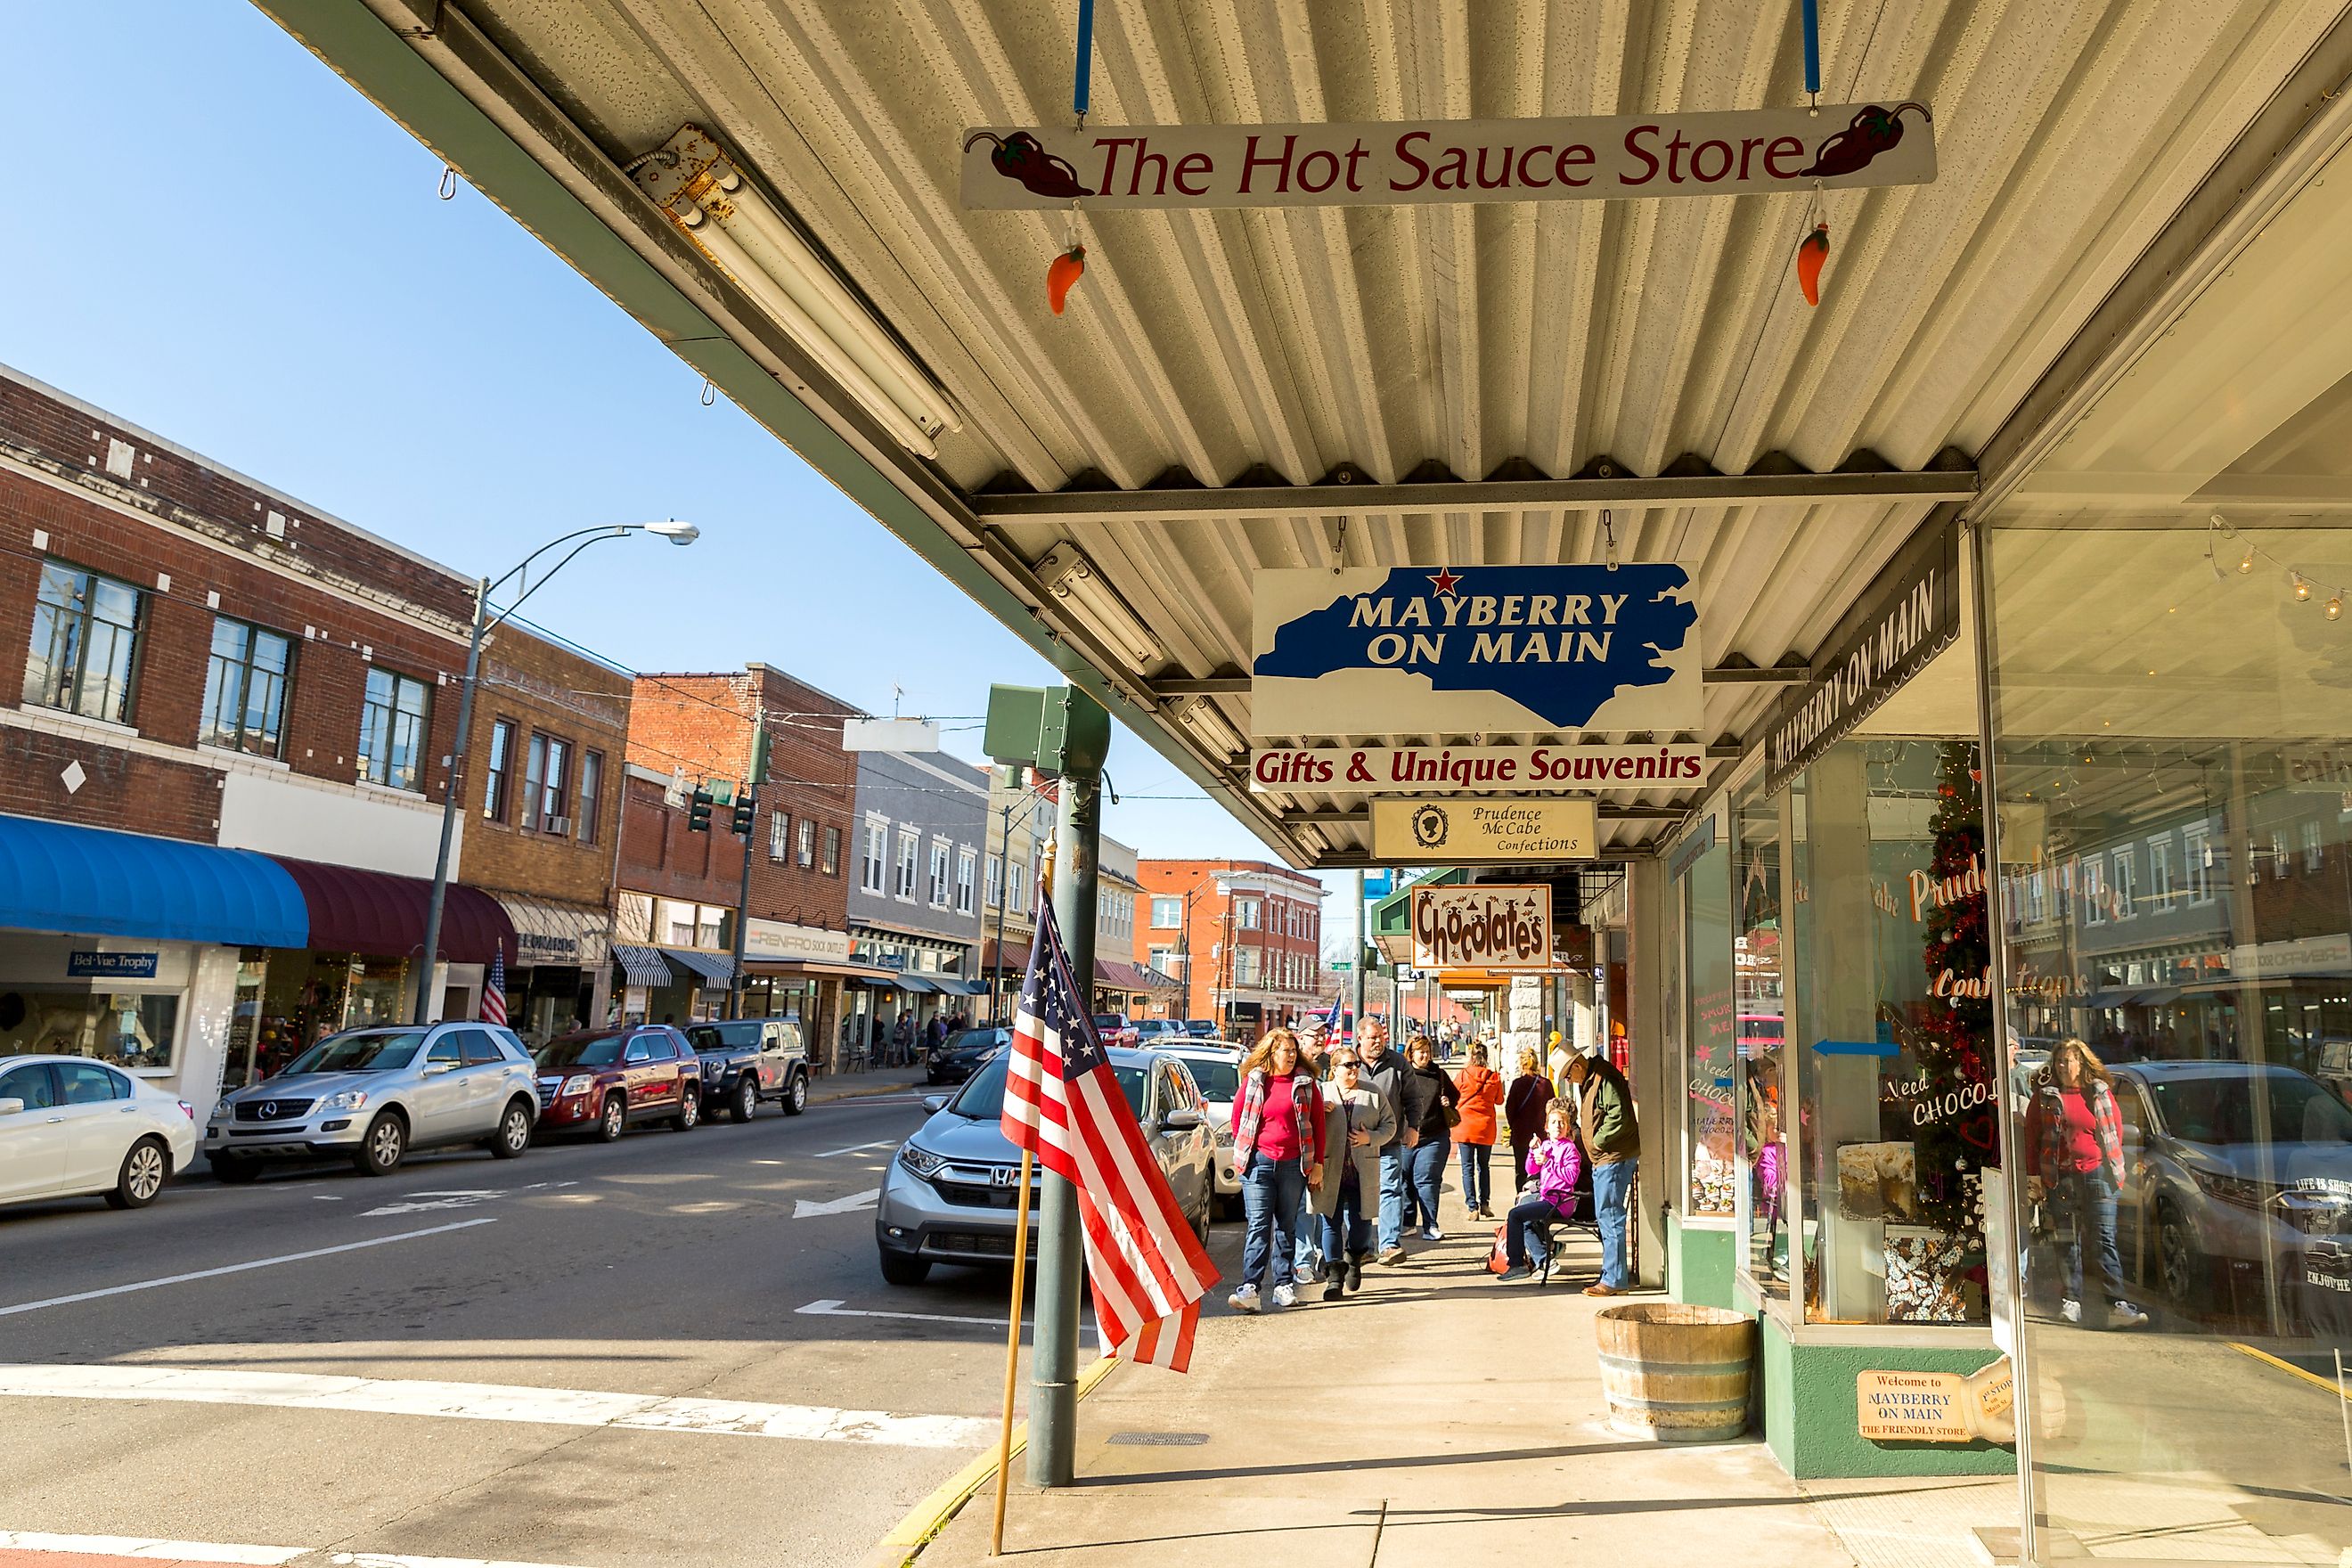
[[1452, 1042, 1507, 1221]]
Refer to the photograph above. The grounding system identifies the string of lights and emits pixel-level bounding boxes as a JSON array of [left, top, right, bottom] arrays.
[[2208, 512, 2347, 620]]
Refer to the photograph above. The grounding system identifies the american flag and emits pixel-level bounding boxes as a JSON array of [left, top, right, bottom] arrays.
[[480, 946, 509, 1026], [1003, 897, 1216, 1371], [1322, 992, 1346, 1039]]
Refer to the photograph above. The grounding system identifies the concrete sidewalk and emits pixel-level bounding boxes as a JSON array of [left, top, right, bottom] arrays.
[[902, 1226, 1867, 1568], [808, 1066, 929, 1104]]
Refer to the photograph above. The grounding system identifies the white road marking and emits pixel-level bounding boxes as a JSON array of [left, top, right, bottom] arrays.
[[792, 1187, 881, 1219], [0, 1220, 499, 1318], [814, 1139, 895, 1158], [797, 1297, 1025, 1329], [0, 1365, 991, 1449], [360, 1181, 574, 1219], [0, 1531, 301, 1564], [311, 1195, 343, 1202]]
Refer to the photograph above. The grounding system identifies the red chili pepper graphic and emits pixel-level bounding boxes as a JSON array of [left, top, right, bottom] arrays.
[[964, 130, 1093, 200], [1047, 245, 1087, 314], [1801, 102, 1930, 179], [1795, 224, 1829, 306]]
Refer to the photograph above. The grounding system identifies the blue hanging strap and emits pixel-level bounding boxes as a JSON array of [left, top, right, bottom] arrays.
[[1801, 0, 1821, 101], [1074, 0, 1095, 120]]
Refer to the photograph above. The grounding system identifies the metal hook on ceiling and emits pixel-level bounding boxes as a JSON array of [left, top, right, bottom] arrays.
[[1602, 508, 1620, 572], [701, 378, 717, 407], [438, 166, 458, 201]]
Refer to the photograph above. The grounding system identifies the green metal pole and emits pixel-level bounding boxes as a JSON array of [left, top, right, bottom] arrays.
[[1032, 765, 1098, 1487]]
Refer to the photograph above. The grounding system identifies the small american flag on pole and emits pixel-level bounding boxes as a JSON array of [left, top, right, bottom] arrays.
[[480, 946, 509, 1026], [1002, 898, 1217, 1371]]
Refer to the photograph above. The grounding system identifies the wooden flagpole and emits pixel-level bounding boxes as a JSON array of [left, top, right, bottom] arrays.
[[992, 838, 1056, 1556]]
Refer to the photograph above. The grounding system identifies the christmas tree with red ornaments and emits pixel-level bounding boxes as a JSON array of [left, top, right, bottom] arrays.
[[1914, 739, 1997, 1244]]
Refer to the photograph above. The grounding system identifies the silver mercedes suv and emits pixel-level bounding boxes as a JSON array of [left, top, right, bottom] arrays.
[[205, 1022, 540, 1181]]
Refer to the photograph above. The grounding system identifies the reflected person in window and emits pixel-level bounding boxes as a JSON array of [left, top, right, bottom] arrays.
[[2024, 1038, 2148, 1330]]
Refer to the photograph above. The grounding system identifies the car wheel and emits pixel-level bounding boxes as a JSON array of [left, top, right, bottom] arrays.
[[674, 1089, 702, 1131], [209, 1153, 261, 1185], [354, 1111, 407, 1177], [783, 1073, 809, 1116], [1192, 1190, 1212, 1249], [2157, 1198, 2203, 1307], [488, 1098, 534, 1159], [880, 1252, 932, 1286], [106, 1137, 170, 1210], [597, 1092, 627, 1142], [732, 1077, 759, 1123]]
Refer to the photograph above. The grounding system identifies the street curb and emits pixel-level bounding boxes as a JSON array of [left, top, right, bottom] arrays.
[[858, 1354, 1122, 1568], [808, 1078, 927, 1106]]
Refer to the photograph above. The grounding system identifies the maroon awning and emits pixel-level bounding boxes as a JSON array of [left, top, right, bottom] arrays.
[[267, 856, 518, 965]]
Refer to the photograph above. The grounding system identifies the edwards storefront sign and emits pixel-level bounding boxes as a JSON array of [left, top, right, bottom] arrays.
[[1410, 884, 1555, 971], [963, 104, 1934, 210], [1253, 564, 1703, 739]]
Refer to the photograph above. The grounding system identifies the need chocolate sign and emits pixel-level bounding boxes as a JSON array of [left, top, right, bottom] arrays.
[[962, 104, 1933, 211]]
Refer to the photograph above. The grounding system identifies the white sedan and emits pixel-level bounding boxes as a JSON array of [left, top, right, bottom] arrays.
[[0, 1055, 200, 1211]]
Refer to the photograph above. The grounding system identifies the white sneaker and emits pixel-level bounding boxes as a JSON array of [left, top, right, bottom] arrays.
[[2059, 1297, 2082, 1324], [1229, 1285, 1259, 1314], [1297, 1260, 1323, 1285], [2108, 1300, 2150, 1329], [1421, 1224, 1443, 1242], [1270, 1283, 1297, 1309]]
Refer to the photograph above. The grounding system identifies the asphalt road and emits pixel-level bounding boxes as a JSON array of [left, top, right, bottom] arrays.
[[0, 1089, 1098, 1568]]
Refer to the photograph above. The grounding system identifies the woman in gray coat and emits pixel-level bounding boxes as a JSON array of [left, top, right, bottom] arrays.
[[1310, 1046, 1397, 1303]]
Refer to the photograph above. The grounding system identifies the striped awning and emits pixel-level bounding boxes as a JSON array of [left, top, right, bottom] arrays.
[[662, 946, 739, 985], [610, 943, 671, 988]]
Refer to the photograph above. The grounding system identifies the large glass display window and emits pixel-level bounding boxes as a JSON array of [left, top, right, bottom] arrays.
[[1683, 832, 1737, 1223], [1732, 771, 1791, 1302]]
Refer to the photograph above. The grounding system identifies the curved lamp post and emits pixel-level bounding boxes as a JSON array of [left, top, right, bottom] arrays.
[[411, 519, 699, 1025]]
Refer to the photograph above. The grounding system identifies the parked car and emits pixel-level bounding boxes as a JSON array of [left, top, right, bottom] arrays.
[[1092, 1013, 1141, 1049], [206, 1023, 539, 1180], [2106, 1061, 2352, 1311], [0, 1055, 199, 1210], [926, 1026, 1009, 1085], [1159, 1040, 1245, 1218], [685, 1017, 811, 1121], [533, 1025, 705, 1140], [1132, 1018, 1185, 1043], [1181, 1020, 1220, 1038], [877, 1045, 1217, 1285]]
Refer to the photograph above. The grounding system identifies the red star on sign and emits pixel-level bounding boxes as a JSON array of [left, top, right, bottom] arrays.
[[1427, 567, 1463, 597]]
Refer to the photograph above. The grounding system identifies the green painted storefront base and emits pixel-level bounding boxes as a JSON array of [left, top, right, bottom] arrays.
[[1665, 1217, 2014, 1479]]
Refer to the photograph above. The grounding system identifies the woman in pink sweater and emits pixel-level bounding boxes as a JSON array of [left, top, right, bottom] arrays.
[[1227, 1028, 1325, 1312], [1498, 1102, 1583, 1284]]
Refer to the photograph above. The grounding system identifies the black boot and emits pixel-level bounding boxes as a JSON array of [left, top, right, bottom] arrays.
[[1345, 1254, 1364, 1293]]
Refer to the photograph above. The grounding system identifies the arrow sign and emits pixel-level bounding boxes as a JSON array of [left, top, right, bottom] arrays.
[[793, 1188, 881, 1220]]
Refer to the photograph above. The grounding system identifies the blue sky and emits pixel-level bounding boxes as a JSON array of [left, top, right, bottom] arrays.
[[0, 2, 1368, 927]]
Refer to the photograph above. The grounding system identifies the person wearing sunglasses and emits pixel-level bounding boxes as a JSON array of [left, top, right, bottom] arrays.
[[1309, 1047, 1396, 1301]]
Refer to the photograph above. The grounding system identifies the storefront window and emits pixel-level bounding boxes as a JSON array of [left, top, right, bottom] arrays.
[[1732, 772, 1790, 1301], [1683, 832, 1737, 1221], [0, 990, 178, 1070]]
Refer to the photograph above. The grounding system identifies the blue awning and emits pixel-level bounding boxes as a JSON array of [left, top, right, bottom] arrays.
[[0, 813, 306, 947]]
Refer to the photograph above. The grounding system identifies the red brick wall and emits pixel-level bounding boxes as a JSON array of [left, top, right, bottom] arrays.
[[462, 629, 632, 909], [617, 768, 740, 908]]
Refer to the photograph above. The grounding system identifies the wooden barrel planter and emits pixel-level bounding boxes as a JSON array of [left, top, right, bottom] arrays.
[[1594, 1303, 1756, 1443]]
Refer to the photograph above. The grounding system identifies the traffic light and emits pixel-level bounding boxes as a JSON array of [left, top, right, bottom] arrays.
[[731, 796, 755, 836], [687, 785, 714, 833]]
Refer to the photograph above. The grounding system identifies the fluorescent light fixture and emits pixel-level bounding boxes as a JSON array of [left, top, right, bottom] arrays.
[[1177, 695, 1245, 760], [1034, 543, 1166, 674], [633, 126, 962, 459]]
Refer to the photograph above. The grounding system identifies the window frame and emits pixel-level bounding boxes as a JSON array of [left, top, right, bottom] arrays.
[[862, 818, 888, 895], [484, 717, 517, 822], [896, 828, 920, 902], [576, 748, 604, 845], [770, 808, 791, 863], [200, 615, 295, 759], [356, 666, 433, 793], [821, 823, 838, 876], [956, 847, 977, 915], [26, 559, 143, 725]]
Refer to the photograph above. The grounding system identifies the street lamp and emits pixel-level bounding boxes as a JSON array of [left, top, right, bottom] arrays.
[[411, 520, 699, 1024]]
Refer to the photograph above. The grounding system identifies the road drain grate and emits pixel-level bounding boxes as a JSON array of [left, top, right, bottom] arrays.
[[1106, 1431, 1209, 1445]]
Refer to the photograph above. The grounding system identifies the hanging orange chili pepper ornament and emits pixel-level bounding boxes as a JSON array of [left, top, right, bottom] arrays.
[[1047, 243, 1087, 314], [1795, 223, 1829, 307]]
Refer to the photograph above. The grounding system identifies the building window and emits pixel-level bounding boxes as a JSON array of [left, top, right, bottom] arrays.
[[2272, 829, 2291, 880], [357, 667, 431, 792], [200, 617, 292, 757], [1012, 855, 1030, 915], [1149, 945, 1176, 975], [957, 848, 976, 914], [2185, 824, 2215, 904], [1237, 899, 1261, 930], [1234, 949, 1260, 986], [577, 749, 603, 844], [521, 732, 570, 831], [986, 853, 1004, 910], [1151, 895, 1180, 927], [822, 825, 840, 876], [2110, 848, 2136, 920], [796, 818, 814, 869], [2304, 820, 2324, 873], [896, 829, 920, 901], [26, 560, 141, 724], [862, 819, 887, 894], [2082, 856, 2107, 926], [769, 809, 790, 862], [929, 840, 951, 906], [483, 719, 516, 821], [2147, 835, 2173, 911]]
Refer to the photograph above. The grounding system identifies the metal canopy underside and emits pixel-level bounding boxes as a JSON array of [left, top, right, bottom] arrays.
[[261, 0, 2349, 867]]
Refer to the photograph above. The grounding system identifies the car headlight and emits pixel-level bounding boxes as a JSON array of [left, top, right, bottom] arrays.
[[561, 1074, 593, 1098], [2193, 1169, 2265, 1207], [1213, 1126, 1234, 1147], [897, 1143, 947, 1178], [323, 1090, 370, 1112], [208, 1102, 233, 1122]]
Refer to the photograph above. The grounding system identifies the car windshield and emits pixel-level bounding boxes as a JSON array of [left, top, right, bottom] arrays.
[[536, 1033, 626, 1068], [685, 1026, 747, 1052], [1092, 1016, 1123, 1032], [2148, 1071, 2352, 1145], [947, 1056, 1148, 1120], [943, 1029, 1003, 1054], [284, 1031, 427, 1074], [1178, 1058, 1239, 1100]]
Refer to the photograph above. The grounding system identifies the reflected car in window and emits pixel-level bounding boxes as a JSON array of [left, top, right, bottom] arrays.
[[533, 1025, 705, 1141], [925, 1026, 1009, 1086], [0, 1056, 199, 1211], [1157, 1041, 1245, 1217], [2110, 1061, 2352, 1315]]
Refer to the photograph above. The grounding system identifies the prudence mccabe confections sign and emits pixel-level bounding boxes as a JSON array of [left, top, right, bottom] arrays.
[[1251, 565, 1703, 739], [962, 104, 1934, 210]]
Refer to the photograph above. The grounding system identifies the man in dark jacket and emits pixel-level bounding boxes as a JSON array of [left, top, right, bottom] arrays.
[[1565, 1041, 1639, 1294], [1354, 1018, 1413, 1264]]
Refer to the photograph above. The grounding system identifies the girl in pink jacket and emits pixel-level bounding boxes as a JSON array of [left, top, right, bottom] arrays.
[[1498, 1102, 1583, 1283]]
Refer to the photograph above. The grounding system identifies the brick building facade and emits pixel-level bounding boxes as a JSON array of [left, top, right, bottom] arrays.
[[1136, 860, 1327, 1038]]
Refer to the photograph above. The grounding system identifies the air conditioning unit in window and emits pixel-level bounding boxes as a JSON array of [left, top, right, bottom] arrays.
[[545, 815, 572, 835]]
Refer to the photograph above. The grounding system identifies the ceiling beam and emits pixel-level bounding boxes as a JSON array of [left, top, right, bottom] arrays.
[[974, 466, 1976, 525]]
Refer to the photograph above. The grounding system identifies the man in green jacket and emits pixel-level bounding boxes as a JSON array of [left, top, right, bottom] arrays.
[[1565, 1041, 1639, 1294]]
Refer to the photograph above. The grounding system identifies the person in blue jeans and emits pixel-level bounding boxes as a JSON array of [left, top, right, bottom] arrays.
[[1399, 1036, 1459, 1240], [1564, 1041, 1639, 1294], [1353, 1018, 1414, 1263], [1225, 1028, 1326, 1312], [1309, 1045, 1395, 1300]]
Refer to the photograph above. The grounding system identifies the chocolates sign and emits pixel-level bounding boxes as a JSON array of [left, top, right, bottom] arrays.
[[962, 105, 1935, 210], [1409, 884, 1553, 972]]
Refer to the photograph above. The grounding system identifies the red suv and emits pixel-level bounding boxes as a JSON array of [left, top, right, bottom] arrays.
[[533, 1025, 705, 1139]]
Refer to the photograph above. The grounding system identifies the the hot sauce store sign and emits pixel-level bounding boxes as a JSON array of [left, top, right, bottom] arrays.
[[1410, 885, 1554, 972], [962, 104, 1934, 210]]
